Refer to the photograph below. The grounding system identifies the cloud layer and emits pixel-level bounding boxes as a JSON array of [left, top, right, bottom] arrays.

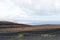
[[0, 0, 60, 24]]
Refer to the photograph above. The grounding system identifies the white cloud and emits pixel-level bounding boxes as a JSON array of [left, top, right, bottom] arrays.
[[0, 0, 60, 24]]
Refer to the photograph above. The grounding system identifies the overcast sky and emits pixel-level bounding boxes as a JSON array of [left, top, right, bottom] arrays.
[[0, 0, 60, 25]]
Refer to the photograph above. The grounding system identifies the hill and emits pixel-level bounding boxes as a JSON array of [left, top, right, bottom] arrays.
[[0, 21, 31, 28], [0, 21, 60, 34]]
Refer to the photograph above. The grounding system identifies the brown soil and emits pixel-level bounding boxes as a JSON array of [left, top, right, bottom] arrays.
[[0, 25, 60, 32], [0, 21, 60, 32]]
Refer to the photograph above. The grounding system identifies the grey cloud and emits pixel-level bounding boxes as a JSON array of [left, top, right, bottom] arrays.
[[0, 0, 60, 24], [11, 0, 60, 16]]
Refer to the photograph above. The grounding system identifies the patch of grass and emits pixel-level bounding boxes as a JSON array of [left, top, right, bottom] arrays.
[[16, 33, 25, 38], [40, 34, 56, 37]]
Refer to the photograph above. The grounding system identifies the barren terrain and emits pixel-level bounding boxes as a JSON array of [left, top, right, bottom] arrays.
[[0, 21, 60, 32]]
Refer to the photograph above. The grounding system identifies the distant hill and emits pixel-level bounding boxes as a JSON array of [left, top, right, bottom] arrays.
[[0, 21, 20, 25], [31, 21, 60, 25], [35, 24, 60, 26], [0, 21, 60, 34], [0, 21, 32, 27]]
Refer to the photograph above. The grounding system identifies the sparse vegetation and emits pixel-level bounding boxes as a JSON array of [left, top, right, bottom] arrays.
[[16, 33, 24, 38]]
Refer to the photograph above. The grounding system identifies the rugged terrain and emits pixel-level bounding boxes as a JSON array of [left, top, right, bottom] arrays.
[[0, 21, 60, 34]]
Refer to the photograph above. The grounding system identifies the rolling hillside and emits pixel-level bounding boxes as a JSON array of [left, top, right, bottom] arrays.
[[0, 21, 60, 34], [0, 21, 31, 28]]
